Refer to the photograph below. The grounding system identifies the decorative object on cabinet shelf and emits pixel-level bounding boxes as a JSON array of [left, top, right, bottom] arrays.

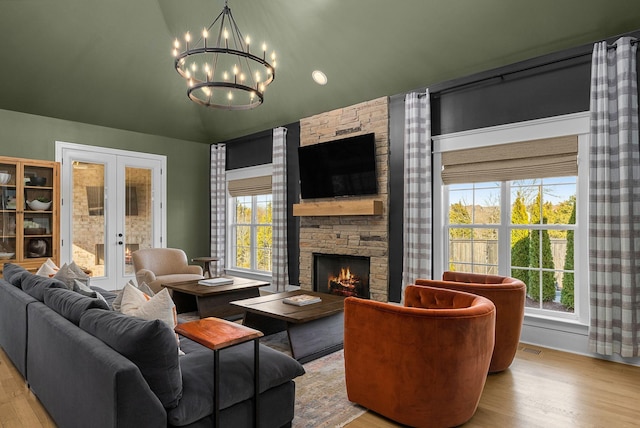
[[29, 176, 47, 186], [0, 172, 11, 184], [27, 197, 52, 211], [0, 252, 15, 260], [2, 189, 16, 210], [27, 239, 48, 257], [24, 219, 48, 235]]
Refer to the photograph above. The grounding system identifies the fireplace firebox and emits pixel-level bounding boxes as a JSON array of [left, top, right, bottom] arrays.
[[313, 253, 370, 299]]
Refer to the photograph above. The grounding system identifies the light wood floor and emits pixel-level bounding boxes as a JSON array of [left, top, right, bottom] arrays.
[[1, 344, 639, 427], [346, 344, 640, 428]]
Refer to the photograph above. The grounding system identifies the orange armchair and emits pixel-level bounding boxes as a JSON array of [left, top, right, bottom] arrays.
[[344, 286, 496, 428], [416, 272, 526, 373], [132, 248, 204, 294]]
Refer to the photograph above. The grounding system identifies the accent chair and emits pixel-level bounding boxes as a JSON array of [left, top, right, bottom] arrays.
[[344, 285, 496, 428], [415, 271, 526, 373], [132, 248, 204, 294]]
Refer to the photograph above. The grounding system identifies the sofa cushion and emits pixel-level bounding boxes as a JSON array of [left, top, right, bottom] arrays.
[[167, 339, 305, 426], [3, 263, 29, 285], [43, 287, 110, 325], [79, 308, 183, 408], [20, 271, 67, 301]]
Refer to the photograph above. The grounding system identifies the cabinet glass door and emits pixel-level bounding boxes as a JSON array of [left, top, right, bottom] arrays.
[[0, 161, 18, 262]]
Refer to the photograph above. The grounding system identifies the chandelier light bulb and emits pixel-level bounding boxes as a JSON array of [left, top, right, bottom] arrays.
[[174, 39, 180, 49], [262, 43, 267, 52], [228, 91, 233, 100], [223, 71, 229, 81], [172, 48, 178, 57], [239, 73, 245, 82], [202, 28, 208, 38], [233, 65, 238, 75], [185, 32, 191, 42], [245, 36, 250, 45], [255, 72, 261, 82], [185, 70, 191, 79], [271, 52, 276, 60]]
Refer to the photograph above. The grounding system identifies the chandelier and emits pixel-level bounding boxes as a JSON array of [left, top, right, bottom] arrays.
[[172, 0, 277, 110]]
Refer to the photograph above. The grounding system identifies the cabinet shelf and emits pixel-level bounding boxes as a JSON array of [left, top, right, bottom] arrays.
[[292, 199, 383, 217]]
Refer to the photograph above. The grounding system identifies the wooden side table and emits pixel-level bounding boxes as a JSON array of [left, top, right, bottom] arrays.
[[175, 317, 264, 427], [191, 256, 219, 278]]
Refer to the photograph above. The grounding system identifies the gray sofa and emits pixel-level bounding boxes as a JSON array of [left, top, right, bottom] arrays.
[[0, 263, 305, 428]]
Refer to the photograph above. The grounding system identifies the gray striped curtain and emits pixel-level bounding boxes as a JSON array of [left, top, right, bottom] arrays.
[[210, 144, 226, 277], [272, 127, 288, 291], [402, 91, 432, 298], [589, 37, 640, 357]]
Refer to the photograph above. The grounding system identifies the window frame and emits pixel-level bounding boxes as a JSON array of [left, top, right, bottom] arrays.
[[433, 113, 590, 326], [225, 164, 273, 281]]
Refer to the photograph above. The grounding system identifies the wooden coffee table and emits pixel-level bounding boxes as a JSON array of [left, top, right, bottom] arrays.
[[163, 276, 268, 320], [231, 290, 346, 363]]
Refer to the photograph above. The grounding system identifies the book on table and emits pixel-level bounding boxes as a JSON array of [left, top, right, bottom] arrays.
[[283, 294, 322, 306], [198, 277, 234, 286]]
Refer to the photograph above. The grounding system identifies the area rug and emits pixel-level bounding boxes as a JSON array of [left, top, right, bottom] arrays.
[[263, 332, 366, 428]]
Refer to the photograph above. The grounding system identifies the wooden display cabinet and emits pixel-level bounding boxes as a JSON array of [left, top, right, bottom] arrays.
[[0, 156, 60, 273]]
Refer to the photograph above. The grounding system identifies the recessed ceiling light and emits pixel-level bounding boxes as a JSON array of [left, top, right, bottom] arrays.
[[312, 70, 328, 85]]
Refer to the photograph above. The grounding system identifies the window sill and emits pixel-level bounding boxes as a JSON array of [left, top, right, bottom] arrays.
[[225, 268, 272, 283]]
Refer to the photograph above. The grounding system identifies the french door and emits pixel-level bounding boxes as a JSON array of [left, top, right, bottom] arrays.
[[56, 142, 166, 290]]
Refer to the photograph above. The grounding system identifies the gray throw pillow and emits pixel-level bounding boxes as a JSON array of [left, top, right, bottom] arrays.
[[43, 287, 109, 325], [79, 309, 183, 408], [20, 272, 67, 301]]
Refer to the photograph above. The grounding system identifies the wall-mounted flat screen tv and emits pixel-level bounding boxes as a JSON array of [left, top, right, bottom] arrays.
[[298, 133, 377, 199]]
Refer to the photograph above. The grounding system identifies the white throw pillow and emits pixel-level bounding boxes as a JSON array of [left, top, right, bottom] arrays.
[[112, 280, 154, 312], [36, 258, 59, 277], [120, 284, 177, 332]]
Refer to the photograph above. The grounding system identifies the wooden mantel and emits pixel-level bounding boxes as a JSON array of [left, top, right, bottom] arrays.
[[292, 199, 383, 217]]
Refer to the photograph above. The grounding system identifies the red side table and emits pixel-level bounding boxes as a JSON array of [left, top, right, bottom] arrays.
[[175, 317, 264, 427]]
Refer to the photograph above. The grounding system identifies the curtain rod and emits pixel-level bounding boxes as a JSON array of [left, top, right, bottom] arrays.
[[431, 38, 637, 97]]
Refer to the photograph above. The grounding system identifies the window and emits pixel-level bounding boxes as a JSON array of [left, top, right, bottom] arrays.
[[226, 165, 273, 277], [433, 113, 589, 323], [447, 178, 577, 314], [230, 194, 272, 273]]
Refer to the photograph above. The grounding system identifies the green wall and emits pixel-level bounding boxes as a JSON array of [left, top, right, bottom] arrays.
[[0, 108, 211, 261]]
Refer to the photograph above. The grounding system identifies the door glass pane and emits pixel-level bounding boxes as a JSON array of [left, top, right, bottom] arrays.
[[72, 162, 106, 277], [124, 167, 152, 275]]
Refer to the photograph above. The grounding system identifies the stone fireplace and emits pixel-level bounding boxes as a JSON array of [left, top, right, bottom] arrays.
[[314, 253, 370, 299], [297, 97, 390, 302]]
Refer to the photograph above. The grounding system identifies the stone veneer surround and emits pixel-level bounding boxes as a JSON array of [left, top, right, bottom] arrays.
[[298, 97, 389, 302]]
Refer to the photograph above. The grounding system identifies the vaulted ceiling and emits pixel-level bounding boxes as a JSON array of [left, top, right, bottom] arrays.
[[1, 0, 639, 143]]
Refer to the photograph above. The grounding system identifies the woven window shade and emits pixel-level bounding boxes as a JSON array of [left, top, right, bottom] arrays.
[[227, 175, 272, 196], [441, 136, 578, 184]]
